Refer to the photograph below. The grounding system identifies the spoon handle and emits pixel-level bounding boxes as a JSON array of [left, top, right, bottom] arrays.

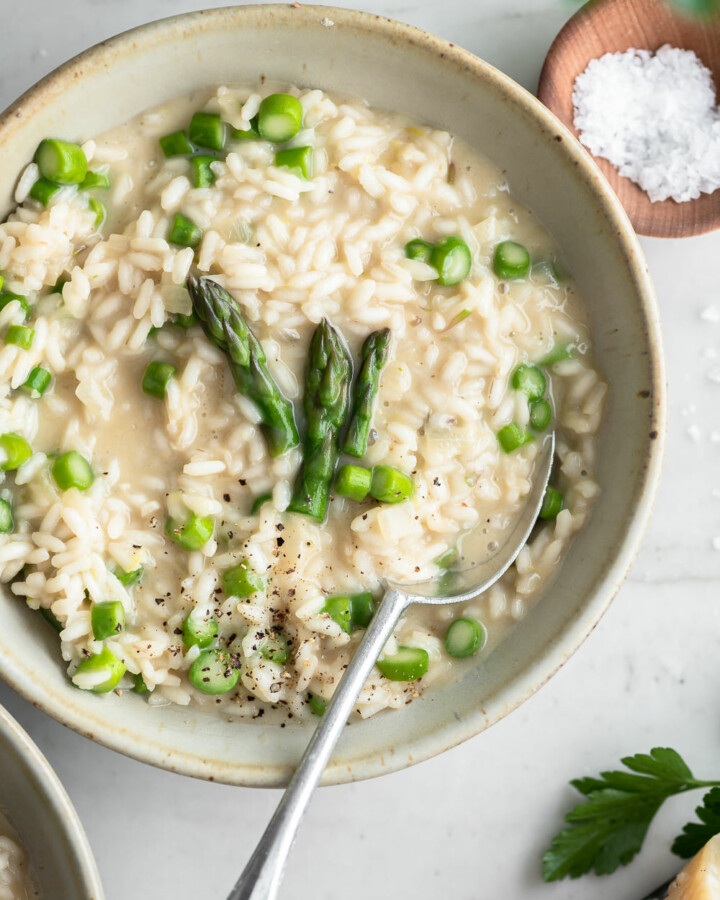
[[226, 587, 411, 900]]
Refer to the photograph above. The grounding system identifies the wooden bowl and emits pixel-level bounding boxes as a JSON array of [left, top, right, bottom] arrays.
[[538, 0, 720, 237]]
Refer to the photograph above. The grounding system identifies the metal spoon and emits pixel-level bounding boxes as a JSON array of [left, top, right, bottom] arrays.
[[227, 432, 555, 900]]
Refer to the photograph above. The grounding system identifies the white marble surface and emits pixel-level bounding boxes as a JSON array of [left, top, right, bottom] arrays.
[[3, 1, 720, 898]]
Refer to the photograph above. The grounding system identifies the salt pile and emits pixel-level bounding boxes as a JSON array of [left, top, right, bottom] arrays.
[[572, 45, 720, 203]]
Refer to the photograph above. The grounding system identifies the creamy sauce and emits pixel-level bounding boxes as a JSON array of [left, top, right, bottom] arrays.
[[0, 84, 605, 719], [0, 810, 37, 900]]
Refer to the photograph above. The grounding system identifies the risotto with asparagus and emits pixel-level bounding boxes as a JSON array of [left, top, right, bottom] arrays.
[[0, 85, 606, 720]]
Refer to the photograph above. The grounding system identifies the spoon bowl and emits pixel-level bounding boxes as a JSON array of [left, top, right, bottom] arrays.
[[538, 0, 720, 237], [227, 434, 555, 900]]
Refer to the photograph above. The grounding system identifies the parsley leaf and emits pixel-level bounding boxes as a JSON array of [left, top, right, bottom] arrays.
[[672, 786, 720, 860], [543, 748, 720, 882]]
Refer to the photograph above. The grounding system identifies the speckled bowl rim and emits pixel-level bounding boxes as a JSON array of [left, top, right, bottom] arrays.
[[0, 703, 104, 898], [0, 5, 666, 787]]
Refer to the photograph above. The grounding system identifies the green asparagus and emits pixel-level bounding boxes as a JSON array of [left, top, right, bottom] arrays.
[[343, 328, 391, 457], [187, 276, 299, 456], [288, 319, 353, 520]]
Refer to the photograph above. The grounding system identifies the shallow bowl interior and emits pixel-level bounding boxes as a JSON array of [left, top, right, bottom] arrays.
[[0, 704, 103, 898], [0, 5, 665, 786]]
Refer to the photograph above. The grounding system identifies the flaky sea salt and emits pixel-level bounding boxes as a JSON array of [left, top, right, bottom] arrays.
[[573, 45, 720, 203], [700, 305, 720, 323]]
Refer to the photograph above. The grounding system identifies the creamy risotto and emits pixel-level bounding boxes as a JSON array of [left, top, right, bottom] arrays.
[[0, 810, 37, 900], [0, 85, 606, 719]]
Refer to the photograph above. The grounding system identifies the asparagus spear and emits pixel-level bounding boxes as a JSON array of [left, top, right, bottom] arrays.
[[187, 275, 299, 457], [288, 318, 353, 520], [343, 328, 391, 457]]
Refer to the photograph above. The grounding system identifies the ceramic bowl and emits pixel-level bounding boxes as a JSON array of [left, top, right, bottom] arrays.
[[0, 5, 665, 786], [0, 703, 104, 898]]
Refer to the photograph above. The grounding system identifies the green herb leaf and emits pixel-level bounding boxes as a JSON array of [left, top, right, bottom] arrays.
[[543, 794, 665, 881], [668, 0, 720, 17], [621, 747, 694, 784], [672, 787, 720, 860], [571, 776, 608, 796], [543, 748, 720, 882]]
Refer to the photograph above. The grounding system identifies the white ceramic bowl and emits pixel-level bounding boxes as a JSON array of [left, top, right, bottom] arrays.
[[0, 703, 104, 898], [0, 5, 665, 786]]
